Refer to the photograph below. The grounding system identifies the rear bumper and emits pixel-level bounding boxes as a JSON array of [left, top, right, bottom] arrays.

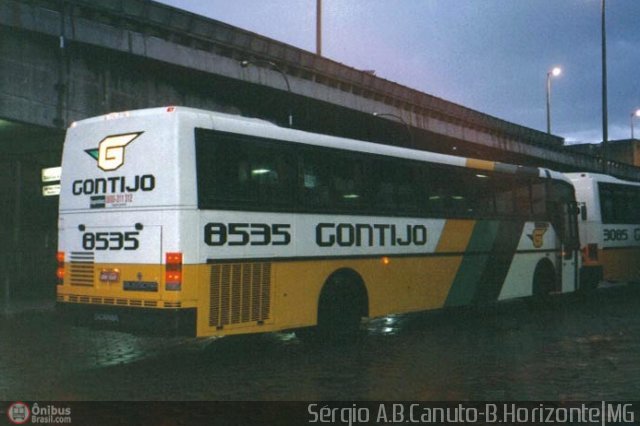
[[57, 302, 197, 337]]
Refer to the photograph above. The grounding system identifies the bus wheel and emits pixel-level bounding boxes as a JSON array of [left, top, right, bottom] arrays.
[[299, 269, 368, 342], [532, 259, 556, 299]]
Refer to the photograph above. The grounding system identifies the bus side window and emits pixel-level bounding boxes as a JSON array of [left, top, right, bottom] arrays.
[[612, 187, 626, 223], [331, 155, 366, 210], [514, 179, 532, 216], [300, 149, 331, 209], [622, 187, 638, 224], [425, 166, 471, 217], [252, 145, 295, 208], [421, 165, 445, 216], [396, 165, 420, 215], [208, 138, 255, 205], [370, 159, 419, 215], [446, 178, 470, 216], [371, 159, 397, 212], [598, 185, 614, 223], [196, 131, 296, 210], [633, 187, 640, 221], [494, 179, 514, 216], [531, 182, 546, 217], [598, 182, 640, 224], [466, 172, 495, 217]]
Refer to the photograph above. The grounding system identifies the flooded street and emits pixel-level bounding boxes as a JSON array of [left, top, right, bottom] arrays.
[[2, 285, 640, 401]]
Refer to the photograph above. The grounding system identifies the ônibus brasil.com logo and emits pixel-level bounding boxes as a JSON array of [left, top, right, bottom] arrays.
[[6, 402, 72, 424], [6, 402, 30, 424]]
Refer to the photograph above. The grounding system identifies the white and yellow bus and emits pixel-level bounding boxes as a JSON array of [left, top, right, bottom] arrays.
[[567, 172, 640, 286], [57, 106, 581, 337]]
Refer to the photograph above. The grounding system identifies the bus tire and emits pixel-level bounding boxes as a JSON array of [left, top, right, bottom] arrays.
[[299, 269, 368, 342], [532, 259, 556, 298]]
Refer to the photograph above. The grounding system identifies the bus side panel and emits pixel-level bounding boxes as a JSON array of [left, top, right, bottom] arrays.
[[598, 223, 640, 282], [192, 217, 444, 337], [498, 221, 561, 299], [194, 255, 469, 337], [601, 247, 640, 282], [193, 218, 569, 338]]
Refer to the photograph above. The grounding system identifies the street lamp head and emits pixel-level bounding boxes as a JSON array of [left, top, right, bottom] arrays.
[[634, 109, 640, 118], [551, 67, 562, 77]]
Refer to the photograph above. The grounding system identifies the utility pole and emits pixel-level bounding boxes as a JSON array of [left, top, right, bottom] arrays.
[[316, 0, 322, 56], [601, 0, 608, 173]]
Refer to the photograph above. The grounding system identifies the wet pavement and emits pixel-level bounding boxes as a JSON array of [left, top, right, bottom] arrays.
[[2, 285, 640, 401]]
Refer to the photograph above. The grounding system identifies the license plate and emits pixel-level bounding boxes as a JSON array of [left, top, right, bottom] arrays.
[[99, 269, 120, 282]]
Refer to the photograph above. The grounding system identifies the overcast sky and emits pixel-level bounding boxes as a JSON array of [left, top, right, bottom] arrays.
[[156, 0, 640, 144]]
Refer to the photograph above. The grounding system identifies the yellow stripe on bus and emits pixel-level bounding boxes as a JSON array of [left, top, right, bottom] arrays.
[[601, 248, 640, 282], [465, 158, 495, 171]]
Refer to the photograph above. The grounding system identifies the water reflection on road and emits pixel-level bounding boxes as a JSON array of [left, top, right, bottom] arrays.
[[2, 286, 640, 400]]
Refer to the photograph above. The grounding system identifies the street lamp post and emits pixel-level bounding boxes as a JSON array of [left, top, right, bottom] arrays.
[[601, 0, 608, 172], [240, 59, 293, 127], [546, 67, 562, 134], [632, 109, 640, 140], [316, 0, 322, 56]]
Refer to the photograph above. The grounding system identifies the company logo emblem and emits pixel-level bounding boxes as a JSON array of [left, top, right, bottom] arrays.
[[527, 223, 549, 248], [7, 402, 31, 424], [85, 132, 142, 171]]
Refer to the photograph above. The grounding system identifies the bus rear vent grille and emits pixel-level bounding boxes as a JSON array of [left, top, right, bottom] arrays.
[[208, 262, 271, 328], [69, 252, 95, 286]]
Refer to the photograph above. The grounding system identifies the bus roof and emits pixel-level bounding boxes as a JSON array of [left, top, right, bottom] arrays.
[[71, 106, 568, 183], [566, 172, 640, 187]]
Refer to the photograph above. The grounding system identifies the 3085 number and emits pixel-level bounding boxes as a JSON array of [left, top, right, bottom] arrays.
[[82, 231, 140, 250], [204, 223, 291, 246], [603, 229, 628, 242]]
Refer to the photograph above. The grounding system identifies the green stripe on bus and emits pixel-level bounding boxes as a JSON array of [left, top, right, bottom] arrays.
[[444, 220, 498, 307], [444, 220, 525, 307], [471, 220, 525, 304]]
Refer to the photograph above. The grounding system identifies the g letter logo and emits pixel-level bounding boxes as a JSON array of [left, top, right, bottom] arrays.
[[527, 223, 549, 249], [85, 132, 142, 171]]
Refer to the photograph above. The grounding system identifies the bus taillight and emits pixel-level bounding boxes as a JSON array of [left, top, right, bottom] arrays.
[[165, 252, 182, 291], [56, 251, 65, 285]]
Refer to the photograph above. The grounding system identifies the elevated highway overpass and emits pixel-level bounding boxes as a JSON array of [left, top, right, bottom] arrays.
[[3, 0, 634, 173]]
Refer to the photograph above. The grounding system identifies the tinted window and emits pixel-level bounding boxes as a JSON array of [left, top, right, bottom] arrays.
[[195, 128, 556, 221], [371, 159, 420, 215], [196, 130, 294, 210], [599, 182, 640, 224]]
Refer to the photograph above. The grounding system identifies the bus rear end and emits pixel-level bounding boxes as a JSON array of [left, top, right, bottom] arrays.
[[569, 172, 640, 286], [56, 107, 198, 335]]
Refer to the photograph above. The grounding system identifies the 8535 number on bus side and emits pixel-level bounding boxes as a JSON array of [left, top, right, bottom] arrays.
[[204, 222, 291, 246]]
